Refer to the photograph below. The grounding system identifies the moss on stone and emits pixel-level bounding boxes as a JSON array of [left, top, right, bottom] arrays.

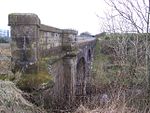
[[17, 71, 53, 92]]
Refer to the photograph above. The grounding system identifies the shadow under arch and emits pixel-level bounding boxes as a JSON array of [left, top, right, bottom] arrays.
[[75, 57, 86, 103], [87, 49, 91, 62]]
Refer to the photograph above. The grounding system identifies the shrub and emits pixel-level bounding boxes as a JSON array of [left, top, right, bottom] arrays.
[[17, 71, 53, 92]]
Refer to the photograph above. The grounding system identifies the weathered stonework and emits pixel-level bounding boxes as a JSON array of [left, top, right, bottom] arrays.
[[62, 29, 78, 52], [8, 13, 96, 109], [9, 13, 40, 73]]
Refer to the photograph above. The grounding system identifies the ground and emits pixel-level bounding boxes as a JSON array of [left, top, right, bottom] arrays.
[[0, 80, 46, 113], [0, 43, 11, 75]]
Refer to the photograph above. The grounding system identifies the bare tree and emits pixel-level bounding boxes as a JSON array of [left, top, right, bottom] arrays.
[[102, 0, 149, 33], [99, 0, 150, 89]]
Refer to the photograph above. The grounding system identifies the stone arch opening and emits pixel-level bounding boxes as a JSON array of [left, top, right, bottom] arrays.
[[76, 57, 86, 99], [87, 49, 91, 61]]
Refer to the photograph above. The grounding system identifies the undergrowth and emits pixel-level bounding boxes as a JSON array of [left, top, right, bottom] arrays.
[[85, 37, 150, 113], [16, 71, 53, 92]]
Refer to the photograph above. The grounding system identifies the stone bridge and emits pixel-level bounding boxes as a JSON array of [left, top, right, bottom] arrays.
[[8, 13, 96, 106]]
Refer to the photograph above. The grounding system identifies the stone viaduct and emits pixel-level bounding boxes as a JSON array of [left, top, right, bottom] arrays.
[[8, 13, 96, 106]]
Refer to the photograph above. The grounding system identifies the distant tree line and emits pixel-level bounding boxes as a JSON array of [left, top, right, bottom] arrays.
[[0, 36, 10, 43], [80, 32, 94, 37]]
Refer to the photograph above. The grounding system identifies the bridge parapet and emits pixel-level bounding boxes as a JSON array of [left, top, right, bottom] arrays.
[[39, 24, 63, 58], [8, 13, 79, 74]]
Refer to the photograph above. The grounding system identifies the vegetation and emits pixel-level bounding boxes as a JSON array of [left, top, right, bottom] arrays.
[[82, 34, 150, 113], [77, 36, 150, 113], [0, 36, 9, 43], [83, 0, 150, 111], [16, 71, 53, 92], [0, 80, 46, 113], [100, 0, 150, 90]]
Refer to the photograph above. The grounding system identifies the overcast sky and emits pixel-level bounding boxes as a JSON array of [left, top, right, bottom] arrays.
[[0, 0, 108, 34]]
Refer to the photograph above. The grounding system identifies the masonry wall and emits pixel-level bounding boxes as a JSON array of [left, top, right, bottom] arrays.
[[9, 13, 40, 73], [39, 24, 63, 57]]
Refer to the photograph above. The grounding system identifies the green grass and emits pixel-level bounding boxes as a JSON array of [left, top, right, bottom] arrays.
[[0, 74, 16, 81], [92, 39, 111, 85], [17, 71, 53, 92], [0, 75, 13, 80], [17, 57, 54, 92]]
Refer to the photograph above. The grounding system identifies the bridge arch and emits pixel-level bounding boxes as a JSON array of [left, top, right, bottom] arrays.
[[87, 49, 91, 62], [76, 57, 86, 99]]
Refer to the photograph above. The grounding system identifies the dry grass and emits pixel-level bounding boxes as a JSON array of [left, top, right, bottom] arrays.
[[0, 80, 46, 113], [75, 88, 150, 113], [0, 43, 11, 75], [0, 43, 11, 56]]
